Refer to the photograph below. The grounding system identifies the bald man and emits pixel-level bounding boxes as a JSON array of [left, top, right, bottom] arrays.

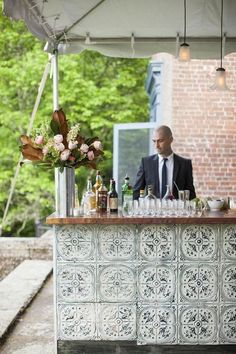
[[133, 125, 196, 200]]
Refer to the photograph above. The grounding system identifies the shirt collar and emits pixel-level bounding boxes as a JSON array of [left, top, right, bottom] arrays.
[[158, 153, 174, 162]]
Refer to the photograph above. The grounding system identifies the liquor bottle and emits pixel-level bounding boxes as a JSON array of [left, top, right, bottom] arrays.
[[163, 184, 174, 200], [84, 177, 96, 215], [107, 178, 114, 212], [109, 180, 118, 213], [97, 178, 108, 212], [122, 174, 133, 203], [93, 170, 102, 207]]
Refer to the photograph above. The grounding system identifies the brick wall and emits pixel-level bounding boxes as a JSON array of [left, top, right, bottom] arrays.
[[159, 53, 236, 199]]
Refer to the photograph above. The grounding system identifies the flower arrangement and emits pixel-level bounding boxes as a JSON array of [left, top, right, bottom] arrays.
[[20, 109, 104, 171]]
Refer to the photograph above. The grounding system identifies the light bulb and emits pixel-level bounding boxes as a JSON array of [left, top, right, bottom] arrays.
[[179, 43, 191, 62], [215, 67, 228, 90]]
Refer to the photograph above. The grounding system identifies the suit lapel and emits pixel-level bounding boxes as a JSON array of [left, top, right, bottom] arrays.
[[173, 154, 180, 186], [153, 154, 159, 196]]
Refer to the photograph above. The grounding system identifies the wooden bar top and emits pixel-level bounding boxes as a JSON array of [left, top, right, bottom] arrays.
[[46, 210, 236, 225]]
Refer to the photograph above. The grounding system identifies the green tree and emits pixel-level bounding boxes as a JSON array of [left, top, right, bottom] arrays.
[[0, 5, 149, 236]]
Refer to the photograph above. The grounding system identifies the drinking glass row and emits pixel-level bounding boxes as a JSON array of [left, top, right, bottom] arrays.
[[122, 199, 204, 217]]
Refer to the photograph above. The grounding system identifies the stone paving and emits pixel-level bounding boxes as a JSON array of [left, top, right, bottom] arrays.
[[0, 275, 54, 354]]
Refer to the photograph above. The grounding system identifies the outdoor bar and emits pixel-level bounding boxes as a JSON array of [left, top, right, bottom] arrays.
[[47, 211, 236, 348]]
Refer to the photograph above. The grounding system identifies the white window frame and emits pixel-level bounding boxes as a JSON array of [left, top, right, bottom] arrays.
[[113, 122, 157, 185]]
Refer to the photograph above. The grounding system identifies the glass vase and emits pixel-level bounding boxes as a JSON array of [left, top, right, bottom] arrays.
[[55, 167, 75, 217]]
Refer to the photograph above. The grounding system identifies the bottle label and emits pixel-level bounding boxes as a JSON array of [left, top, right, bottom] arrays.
[[88, 195, 96, 210], [110, 198, 118, 209], [98, 193, 107, 212]]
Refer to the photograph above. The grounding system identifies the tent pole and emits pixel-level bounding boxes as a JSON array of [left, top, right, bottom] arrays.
[[52, 49, 59, 110]]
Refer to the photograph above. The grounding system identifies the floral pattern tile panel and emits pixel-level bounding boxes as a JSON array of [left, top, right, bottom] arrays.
[[97, 264, 136, 302], [221, 264, 236, 301], [56, 225, 95, 261], [138, 265, 176, 303], [137, 305, 176, 344], [58, 303, 96, 340], [98, 225, 136, 261], [98, 303, 136, 340], [179, 306, 218, 344], [179, 264, 218, 302], [138, 225, 176, 262], [57, 264, 96, 302], [180, 225, 218, 261], [222, 225, 236, 261], [219, 306, 236, 343]]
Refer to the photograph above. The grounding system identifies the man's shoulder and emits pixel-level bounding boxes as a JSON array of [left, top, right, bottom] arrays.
[[142, 154, 158, 163]]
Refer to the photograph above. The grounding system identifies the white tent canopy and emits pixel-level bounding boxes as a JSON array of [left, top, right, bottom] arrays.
[[3, 0, 236, 59]]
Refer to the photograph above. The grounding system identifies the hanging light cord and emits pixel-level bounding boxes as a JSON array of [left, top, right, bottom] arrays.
[[184, 0, 187, 43], [220, 0, 223, 68]]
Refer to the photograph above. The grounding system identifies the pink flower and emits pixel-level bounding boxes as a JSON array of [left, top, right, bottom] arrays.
[[60, 149, 71, 161], [80, 143, 89, 154], [54, 134, 63, 144], [93, 140, 102, 150], [68, 140, 78, 150], [68, 156, 76, 162], [42, 146, 48, 155], [87, 150, 95, 161], [35, 135, 44, 145], [55, 143, 65, 152]]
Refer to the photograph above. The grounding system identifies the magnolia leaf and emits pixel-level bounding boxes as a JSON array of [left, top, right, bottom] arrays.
[[52, 109, 69, 147], [21, 144, 44, 161], [50, 120, 60, 135], [20, 135, 34, 145]]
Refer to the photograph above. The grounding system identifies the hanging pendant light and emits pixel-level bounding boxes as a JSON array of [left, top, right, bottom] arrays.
[[214, 0, 228, 90], [179, 0, 190, 61]]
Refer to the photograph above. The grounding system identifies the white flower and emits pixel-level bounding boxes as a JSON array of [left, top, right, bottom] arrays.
[[93, 140, 102, 150], [60, 149, 71, 161], [42, 146, 48, 155], [80, 143, 89, 154], [68, 140, 78, 150], [54, 143, 65, 152], [54, 134, 63, 144], [87, 150, 95, 161]]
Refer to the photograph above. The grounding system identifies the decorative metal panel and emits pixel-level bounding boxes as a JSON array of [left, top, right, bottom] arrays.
[[98, 225, 136, 261], [138, 265, 176, 302], [55, 223, 236, 345], [179, 306, 217, 343], [222, 225, 236, 260], [57, 264, 95, 302], [98, 304, 136, 340], [58, 303, 96, 340], [179, 264, 218, 302], [138, 305, 176, 344], [98, 264, 136, 302], [139, 225, 176, 261], [56, 225, 95, 261], [180, 225, 217, 261]]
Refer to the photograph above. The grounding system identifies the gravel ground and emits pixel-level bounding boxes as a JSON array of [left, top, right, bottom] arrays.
[[0, 258, 24, 281]]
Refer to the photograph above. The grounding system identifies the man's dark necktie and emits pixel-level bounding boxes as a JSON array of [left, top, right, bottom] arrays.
[[161, 158, 168, 198]]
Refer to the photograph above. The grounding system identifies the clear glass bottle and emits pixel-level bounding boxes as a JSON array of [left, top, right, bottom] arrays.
[[84, 177, 96, 215], [144, 185, 157, 216], [93, 170, 102, 208], [163, 184, 174, 200], [97, 178, 108, 213], [122, 174, 133, 203], [109, 179, 118, 213]]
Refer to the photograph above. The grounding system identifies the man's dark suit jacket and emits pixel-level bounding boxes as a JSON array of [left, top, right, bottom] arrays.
[[133, 153, 196, 200]]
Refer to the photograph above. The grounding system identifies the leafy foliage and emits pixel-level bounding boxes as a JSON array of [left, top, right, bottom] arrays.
[[0, 3, 149, 236]]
